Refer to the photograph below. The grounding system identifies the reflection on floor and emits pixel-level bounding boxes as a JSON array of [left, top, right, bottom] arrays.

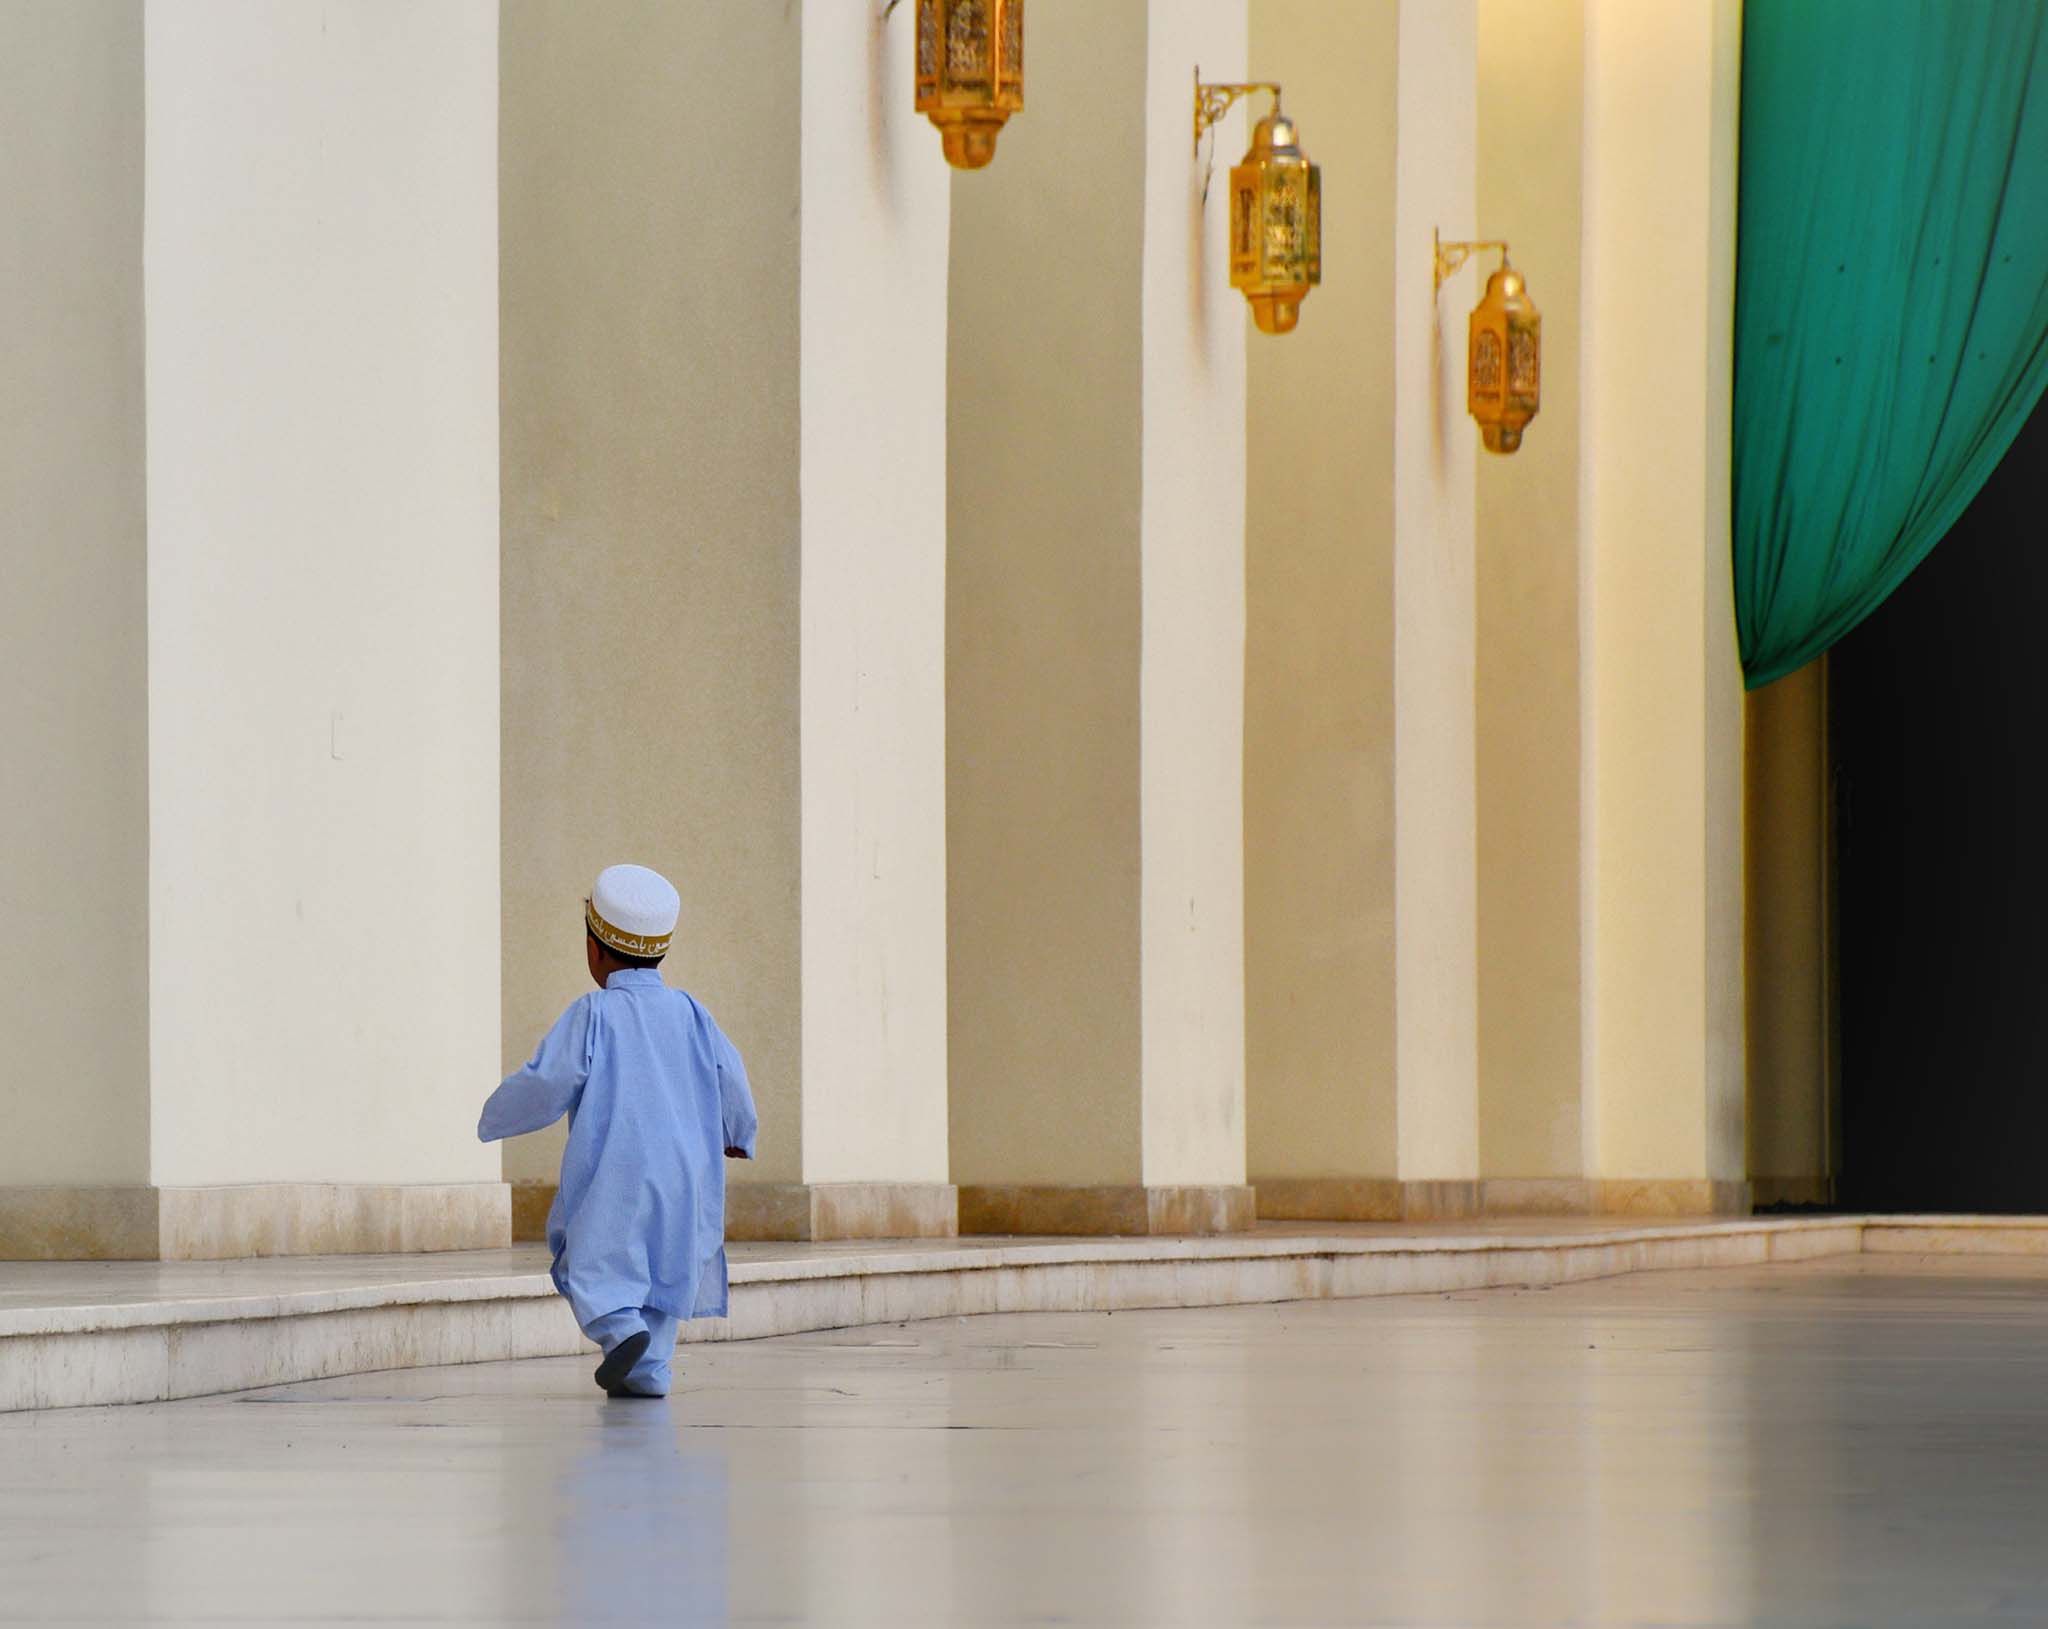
[[4, 1255, 2046, 1626]]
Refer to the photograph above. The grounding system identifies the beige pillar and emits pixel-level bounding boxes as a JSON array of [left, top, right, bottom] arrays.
[[1746, 659, 1832, 1207], [499, 1, 801, 1239], [501, 0, 953, 1242], [1246, 0, 1482, 1223], [0, 0, 150, 1250], [1579, 0, 1747, 1214], [948, 0, 1253, 1236], [1243, 0, 1400, 1217], [1473, 0, 1588, 1212]]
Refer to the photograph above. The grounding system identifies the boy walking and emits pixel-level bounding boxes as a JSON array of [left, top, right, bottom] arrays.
[[480, 863, 758, 1398]]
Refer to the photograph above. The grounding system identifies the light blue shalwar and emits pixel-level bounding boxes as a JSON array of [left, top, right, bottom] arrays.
[[478, 968, 759, 1395]]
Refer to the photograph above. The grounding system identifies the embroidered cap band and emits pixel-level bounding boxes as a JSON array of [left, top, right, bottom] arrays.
[[586, 863, 680, 959]]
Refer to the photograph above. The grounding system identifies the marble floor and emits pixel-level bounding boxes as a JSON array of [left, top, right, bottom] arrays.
[[6, 1255, 2048, 1627]]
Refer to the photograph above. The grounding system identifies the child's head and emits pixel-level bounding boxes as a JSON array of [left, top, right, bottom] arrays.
[[584, 863, 680, 988], [584, 930, 665, 985]]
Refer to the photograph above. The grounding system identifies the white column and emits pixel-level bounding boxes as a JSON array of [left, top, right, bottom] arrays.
[[1473, 0, 1588, 1207], [1579, 0, 1746, 1210], [1392, 0, 1482, 1213], [796, 0, 955, 1228], [1138, 0, 1250, 1193], [144, 1, 504, 1246]]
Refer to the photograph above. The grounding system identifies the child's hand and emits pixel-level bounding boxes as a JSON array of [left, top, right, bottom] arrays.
[[724, 1146, 751, 1159]]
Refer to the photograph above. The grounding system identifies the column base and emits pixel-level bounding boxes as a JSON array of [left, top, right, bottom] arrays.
[[0, 1183, 511, 1261], [1477, 1179, 1596, 1216], [1592, 1180, 1751, 1217], [957, 1184, 1256, 1236], [727, 1182, 959, 1242], [517, 1181, 961, 1243], [1253, 1178, 1480, 1222], [1253, 1177, 1753, 1221]]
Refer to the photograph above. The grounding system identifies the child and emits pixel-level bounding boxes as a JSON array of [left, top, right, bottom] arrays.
[[480, 863, 758, 1398]]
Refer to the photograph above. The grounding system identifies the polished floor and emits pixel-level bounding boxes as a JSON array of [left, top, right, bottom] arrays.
[[6, 1256, 2048, 1626]]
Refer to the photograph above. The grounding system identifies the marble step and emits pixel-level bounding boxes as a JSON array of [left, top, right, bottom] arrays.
[[6, 1216, 2042, 1412]]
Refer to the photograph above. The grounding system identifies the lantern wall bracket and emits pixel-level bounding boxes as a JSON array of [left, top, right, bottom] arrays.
[[1434, 230, 1513, 295], [1193, 68, 1284, 157]]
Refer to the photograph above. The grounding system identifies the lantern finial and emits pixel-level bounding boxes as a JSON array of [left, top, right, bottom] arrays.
[[915, 0, 1023, 171]]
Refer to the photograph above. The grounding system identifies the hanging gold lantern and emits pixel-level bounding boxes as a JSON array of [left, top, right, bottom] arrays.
[[1434, 233, 1542, 454], [914, 0, 1023, 171], [1194, 76, 1320, 336], [1229, 111, 1321, 335], [1467, 262, 1541, 453]]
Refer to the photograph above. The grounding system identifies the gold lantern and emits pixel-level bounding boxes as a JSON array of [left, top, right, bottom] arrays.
[[1434, 232, 1542, 453], [914, 0, 1023, 171], [1194, 73, 1321, 335]]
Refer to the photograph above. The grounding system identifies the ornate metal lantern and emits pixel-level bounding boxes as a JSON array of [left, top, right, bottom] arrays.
[[1435, 234, 1542, 454], [914, 0, 1023, 171], [1194, 76, 1321, 335]]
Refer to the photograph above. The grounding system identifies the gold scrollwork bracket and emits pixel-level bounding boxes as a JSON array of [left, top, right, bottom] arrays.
[[1434, 230, 1512, 295], [1193, 67, 1284, 157]]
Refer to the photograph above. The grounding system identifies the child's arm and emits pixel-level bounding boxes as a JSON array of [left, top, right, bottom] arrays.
[[478, 998, 594, 1142], [713, 1027, 759, 1159]]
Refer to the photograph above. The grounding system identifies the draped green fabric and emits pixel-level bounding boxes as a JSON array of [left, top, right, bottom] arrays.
[[1734, 1, 2048, 690]]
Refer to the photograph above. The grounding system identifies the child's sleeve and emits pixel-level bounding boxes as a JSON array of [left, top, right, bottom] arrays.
[[478, 997, 595, 1142], [714, 1026, 759, 1158]]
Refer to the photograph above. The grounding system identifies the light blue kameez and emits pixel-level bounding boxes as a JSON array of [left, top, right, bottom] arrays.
[[479, 968, 758, 1393]]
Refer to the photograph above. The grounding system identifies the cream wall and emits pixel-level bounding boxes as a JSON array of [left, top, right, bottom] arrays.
[[0, 0, 1775, 1238], [797, 0, 951, 1186], [499, 2, 803, 1187], [1138, 0, 1248, 1189], [1475, 0, 1585, 1181], [0, 0, 150, 1187], [1579, 0, 1746, 1191], [1392, 0, 1480, 1185], [947, 0, 1148, 1188], [145, 0, 501, 1186], [1244, 0, 1400, 1186]]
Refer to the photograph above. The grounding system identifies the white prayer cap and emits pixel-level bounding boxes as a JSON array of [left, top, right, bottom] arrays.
[[586, 864, 679, 959]]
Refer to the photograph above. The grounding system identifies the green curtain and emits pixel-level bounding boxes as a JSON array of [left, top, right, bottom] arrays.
[[1734, 0, 2048, 690]]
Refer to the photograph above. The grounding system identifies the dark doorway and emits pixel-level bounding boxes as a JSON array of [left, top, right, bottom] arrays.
[[1831, 394, 2048, 1212]]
